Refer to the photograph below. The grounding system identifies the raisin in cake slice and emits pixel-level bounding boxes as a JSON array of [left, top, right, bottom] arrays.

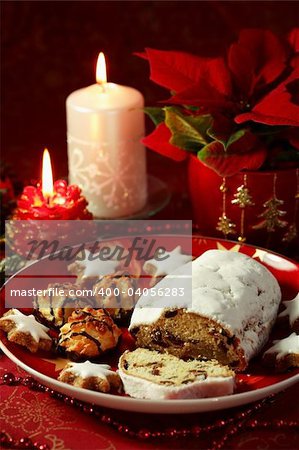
[[130, 250, 281, 371], [118, 348, 235, 399]]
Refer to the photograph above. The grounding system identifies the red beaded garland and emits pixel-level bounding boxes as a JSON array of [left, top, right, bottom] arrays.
[[1, 372, 298, 449], [0, 431, 50, 450]]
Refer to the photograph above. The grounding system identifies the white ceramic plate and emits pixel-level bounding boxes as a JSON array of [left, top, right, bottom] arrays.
[[1, 236, 298, 414], [0, 339, 298, 414]]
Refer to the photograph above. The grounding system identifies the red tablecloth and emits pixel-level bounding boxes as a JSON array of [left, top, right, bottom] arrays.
[[1, 354, 298, 450]]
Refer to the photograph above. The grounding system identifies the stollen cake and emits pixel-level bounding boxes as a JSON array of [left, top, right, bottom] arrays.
[[143, 245, 192, 286], [129, 250, 281, 371], [118, 348, 235, 399]]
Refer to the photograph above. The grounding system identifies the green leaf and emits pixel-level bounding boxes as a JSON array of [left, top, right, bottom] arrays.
[[225, 129, 246, 150], [144, 107, 165, 126], [207, 127, 246, 149], [206, 126, 224, 143], [183, 105, 201, 112], [197, 137, 266, 177], [198, 140, 225, 163], [275, 147, 299, 162], [165, 107, 212, 151]]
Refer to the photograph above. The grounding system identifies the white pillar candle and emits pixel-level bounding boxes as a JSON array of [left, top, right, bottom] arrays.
[[66, 53, 147, 218]]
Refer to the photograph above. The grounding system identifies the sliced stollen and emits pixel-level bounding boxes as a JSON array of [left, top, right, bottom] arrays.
[[118, 348, 235, 399], [129, 250, 281, 371]]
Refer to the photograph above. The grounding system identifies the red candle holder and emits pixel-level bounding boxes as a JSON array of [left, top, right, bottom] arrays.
[[12, 180, 93, 220], [7, 180, 94, 259]]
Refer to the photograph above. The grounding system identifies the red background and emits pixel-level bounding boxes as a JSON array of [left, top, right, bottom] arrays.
[[2, 0, 299, 184]]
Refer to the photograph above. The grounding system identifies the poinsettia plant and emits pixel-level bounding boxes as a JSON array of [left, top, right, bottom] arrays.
[[139, 29, 299, 177]]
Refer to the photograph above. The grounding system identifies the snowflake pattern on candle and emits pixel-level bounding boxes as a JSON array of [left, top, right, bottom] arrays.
[[68, 135, 147, 217]]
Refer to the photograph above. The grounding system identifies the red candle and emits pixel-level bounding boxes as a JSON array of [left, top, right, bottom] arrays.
[[13, 149, 93, 220]]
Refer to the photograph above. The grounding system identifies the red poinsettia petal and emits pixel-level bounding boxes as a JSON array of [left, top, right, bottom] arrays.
[[228, 29, 287, 96], [142, 123, 187, 161], [235, 66, 299, 126], [169, 87, 232, 111], [208, 113, 236, 141], [190, 57, 232, 97], [141, 48, 232, 95], [168, 76, 233, 111], [142, 48, 207, 92], [292, 53, 299, 67], [134, 51, 147, 60], [288, 28, 299, 53], [198, 141, 267, 177]]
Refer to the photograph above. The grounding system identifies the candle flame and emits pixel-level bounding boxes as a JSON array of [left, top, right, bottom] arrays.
[[42, 148, 54, 198], [96, 52, 107, 84]]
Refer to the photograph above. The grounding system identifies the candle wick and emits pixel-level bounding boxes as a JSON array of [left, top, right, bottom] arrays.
[[44, 193, 51, 205], [97, 82, 106, 93]]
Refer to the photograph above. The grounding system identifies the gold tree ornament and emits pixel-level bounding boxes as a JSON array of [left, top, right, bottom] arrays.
[[253, 173, 288, 232], [216, 214, 236, 235], [219, 181, 228, 193], [231, 184, 254, 208], [283, 168, 298, 243], [254, 198, 288, 231], [283, 223, 297, 243], [216, 178, 236, 237], [231, 174, 254, 242]]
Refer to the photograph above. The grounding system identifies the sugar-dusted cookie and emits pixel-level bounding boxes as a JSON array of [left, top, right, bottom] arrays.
[[278, 293, 299, 333], [68, 249, 120, 287], [0, 309, 52, 353], [57, 307, 122, 360], [143, 245, 192, 285], [58, 361, 122, 393], [34, 282, 95, 329], [263, 333, 299, 371]]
